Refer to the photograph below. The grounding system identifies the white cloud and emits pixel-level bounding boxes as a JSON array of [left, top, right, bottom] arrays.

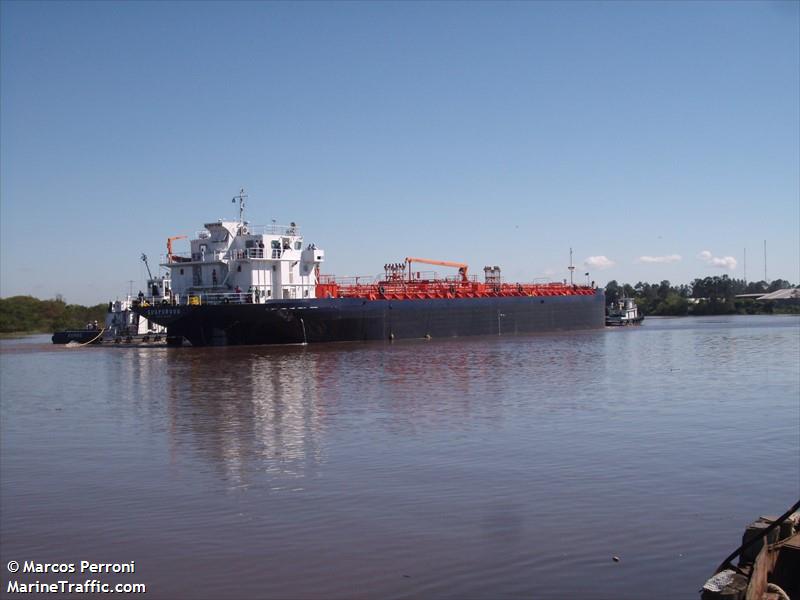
[[698, 250, 737, 270], [584, 256, 615, 270], [638, 254, 682, 264]]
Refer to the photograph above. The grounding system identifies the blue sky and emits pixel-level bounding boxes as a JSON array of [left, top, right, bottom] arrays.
[[1, 1, 798, 304]]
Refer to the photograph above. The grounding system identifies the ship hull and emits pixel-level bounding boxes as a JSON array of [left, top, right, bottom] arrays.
[[137, 291, 606, 346], [52, 330, 103, 344], [605, 316, 645, 326]]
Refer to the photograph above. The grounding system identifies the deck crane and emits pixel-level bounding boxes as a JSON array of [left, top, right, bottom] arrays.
[[166, 235, 188, 263], [405, 257, 469, 282], [140, 253, 153, 279]]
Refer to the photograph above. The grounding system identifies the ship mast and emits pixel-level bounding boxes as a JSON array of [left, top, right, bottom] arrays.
[[232, 188, 248, 230], [568, 248, 575, 286]]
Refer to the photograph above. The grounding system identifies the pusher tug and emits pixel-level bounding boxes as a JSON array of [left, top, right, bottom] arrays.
[[52, 254, 167, 345]]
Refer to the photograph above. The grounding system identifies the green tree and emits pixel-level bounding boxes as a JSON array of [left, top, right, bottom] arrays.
[[767, 279, 792, 292], [0, 296, 107, 334], [605, 280, 620, 305], [654, 292, 689, 316]]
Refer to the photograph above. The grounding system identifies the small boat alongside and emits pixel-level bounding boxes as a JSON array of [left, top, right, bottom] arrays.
[[52, 293, 166, 345], [51, 328, 105, 345], [606, 297, 644, 326], [103, 294, 167, 343]]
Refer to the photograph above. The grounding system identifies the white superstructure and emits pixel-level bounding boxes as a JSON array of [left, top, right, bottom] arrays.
[[605, 297, 643, 326], [161, 191, 325, 304], [105, 297, 166, 337]]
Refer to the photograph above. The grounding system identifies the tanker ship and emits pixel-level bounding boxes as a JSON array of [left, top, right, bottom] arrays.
[[134, 191, 605, 346]]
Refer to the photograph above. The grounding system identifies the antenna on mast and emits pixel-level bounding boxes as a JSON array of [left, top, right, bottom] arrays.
[[568, 248, 575, 286], [232, 188, 248, 226]]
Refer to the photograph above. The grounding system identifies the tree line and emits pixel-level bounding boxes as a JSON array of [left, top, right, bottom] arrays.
[[605, 277, 798, 316], [0, 296, 108, 335]]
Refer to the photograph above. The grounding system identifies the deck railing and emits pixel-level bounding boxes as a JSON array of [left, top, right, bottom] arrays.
[[163, 247, 275, 263], [195, 224, 300, 237], [137, 283, 316, 308], [227, 248, 267, 260]]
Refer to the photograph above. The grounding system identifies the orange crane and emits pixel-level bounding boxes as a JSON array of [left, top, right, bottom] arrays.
[[405, 257, 469, 282], [166, 235, 188, 262]]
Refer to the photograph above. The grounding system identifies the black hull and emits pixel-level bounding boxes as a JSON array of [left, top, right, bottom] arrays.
[[52, 330, 103, 344], [137, 291, 606, 347]]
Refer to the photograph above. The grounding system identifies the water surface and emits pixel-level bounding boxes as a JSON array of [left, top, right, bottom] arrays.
[[1, 316, 798, 599]]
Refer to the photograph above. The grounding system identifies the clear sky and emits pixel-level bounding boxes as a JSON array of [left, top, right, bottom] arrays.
[[1, 1, 798, 304]]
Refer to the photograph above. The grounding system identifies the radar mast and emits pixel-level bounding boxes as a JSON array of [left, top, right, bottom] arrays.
[[568, 247, 575, 286], [232, 188, 248, 231]]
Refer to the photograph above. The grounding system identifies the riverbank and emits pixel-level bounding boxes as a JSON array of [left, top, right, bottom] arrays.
[[0, 330, 52, 339], [0, 296, 107, 336], [605, 278, 799, 317]]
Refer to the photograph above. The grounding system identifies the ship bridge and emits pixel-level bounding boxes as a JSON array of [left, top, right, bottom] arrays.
[[157, 191, 324, 305]]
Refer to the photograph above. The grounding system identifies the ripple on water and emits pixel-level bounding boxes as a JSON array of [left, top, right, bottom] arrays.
[[1, 316, 798, 599]]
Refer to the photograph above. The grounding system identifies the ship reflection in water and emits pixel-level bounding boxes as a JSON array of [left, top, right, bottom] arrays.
[[119, 336, 546, 488], [134, 333, 602, 489], [166, 348, 327, 488], [106, 344, 332, 487], [1, 317, 798, 599]]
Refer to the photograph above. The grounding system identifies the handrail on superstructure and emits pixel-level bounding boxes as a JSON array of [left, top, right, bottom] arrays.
[[405, 257, 469, 282]]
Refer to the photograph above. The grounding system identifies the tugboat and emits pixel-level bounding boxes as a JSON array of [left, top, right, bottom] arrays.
[[52, 255, 167, 345], [51, 296, 167, 345], [605, 296, 644, 326], [133, 190, 606, 347], [104, 294, 167, 344]]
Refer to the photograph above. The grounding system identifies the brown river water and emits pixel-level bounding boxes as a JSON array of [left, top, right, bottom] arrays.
[[1, 315, 798, 599]]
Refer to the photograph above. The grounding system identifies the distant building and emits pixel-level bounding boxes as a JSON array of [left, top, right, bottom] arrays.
[[734, 288, 800, 302], [756, 288, 800, 302]]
